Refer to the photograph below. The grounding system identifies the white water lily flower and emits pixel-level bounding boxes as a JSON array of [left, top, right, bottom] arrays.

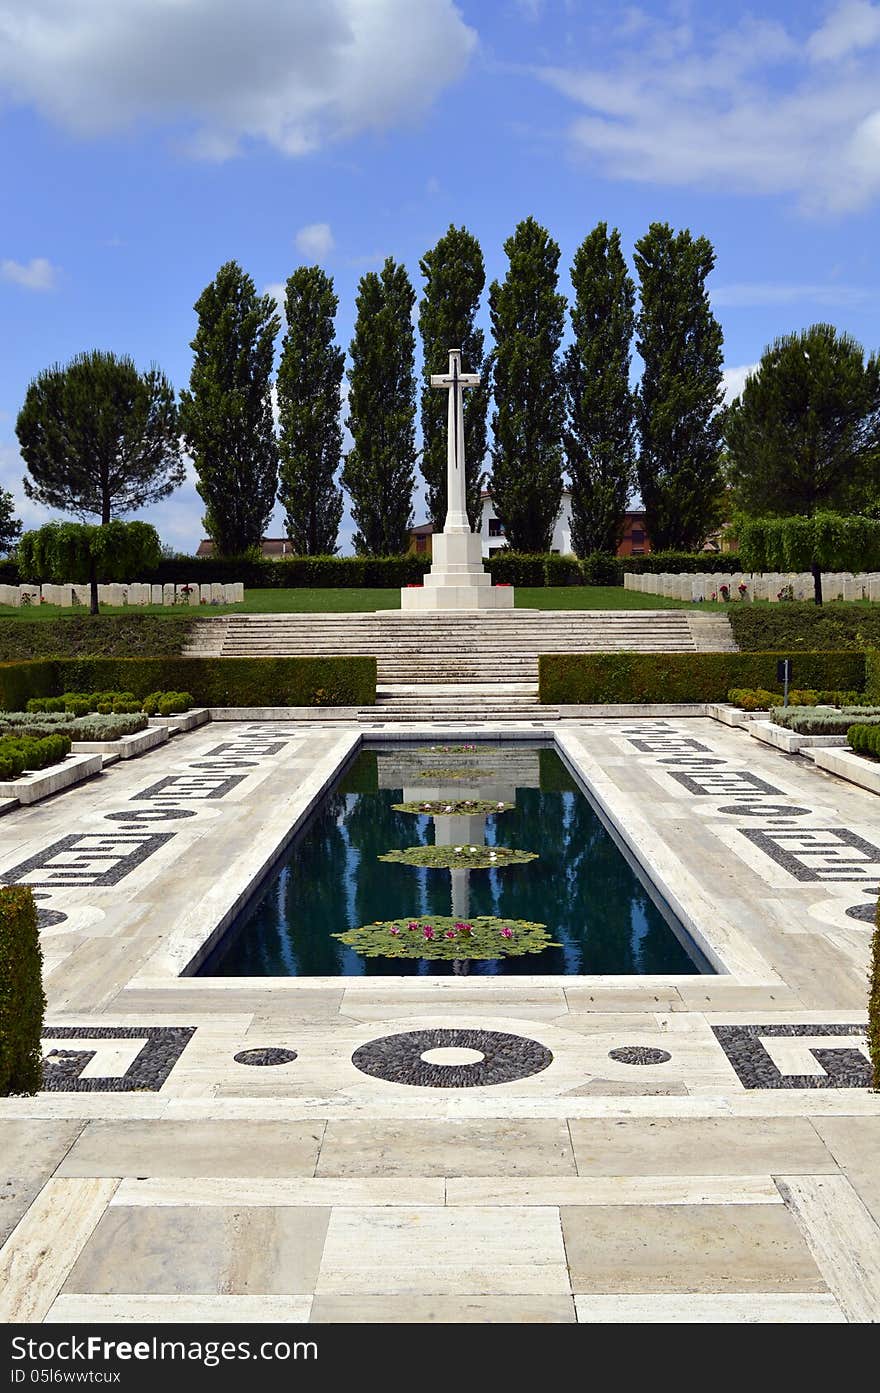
[[454, 846, 463, 853], [469, 846, 477, 852]]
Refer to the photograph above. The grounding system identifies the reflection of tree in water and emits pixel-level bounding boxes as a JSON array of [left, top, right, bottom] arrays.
[[277, 787, 350, 976], [342, 781, 428, 936]]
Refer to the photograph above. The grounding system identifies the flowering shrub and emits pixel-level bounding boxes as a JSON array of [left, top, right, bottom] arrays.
[[334, 915, 558, 961]]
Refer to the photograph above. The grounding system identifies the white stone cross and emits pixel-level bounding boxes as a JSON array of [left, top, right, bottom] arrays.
[[430, 347, 479, 534]]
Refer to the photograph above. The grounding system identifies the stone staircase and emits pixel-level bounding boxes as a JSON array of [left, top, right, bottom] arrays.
[[182, 609, 736, 721]]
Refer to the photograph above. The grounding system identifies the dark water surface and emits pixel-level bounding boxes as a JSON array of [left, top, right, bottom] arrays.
[[205, 744, 706, 977]]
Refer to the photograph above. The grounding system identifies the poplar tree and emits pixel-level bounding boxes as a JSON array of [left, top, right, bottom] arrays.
[[418, 225, 487, 530], [634, 223, 725, 551], [342, 258, 417, 555], [179, 261, 280, 556], [17, 351, 182, 525], [564, 224, 636, 556], [0, 490, 21, 555], [276, 266, 344, 554], [488, 217, 565, 553]]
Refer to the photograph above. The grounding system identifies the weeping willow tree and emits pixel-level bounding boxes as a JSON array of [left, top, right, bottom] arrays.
[[17, 520, 161, 614]]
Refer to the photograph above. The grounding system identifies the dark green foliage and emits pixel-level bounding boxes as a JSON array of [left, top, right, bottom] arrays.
[[0, 616, 195, 661], [0, 886, 45, 1095], [179, 261, 280, 556], [276, 267, 344, 555], [871, 902, 880, 1090], [621, 551, 743, 576], [27, 689, 190, 716], [634, 224, 725, 550], [0, 732, 71, 779], [485, 552, 580, 586], [0, 489, 22, 556], [0, 660, 57, 709], [736, 512, 880, 604], [0, 713, 147, 740], [53, 657, 374, 707], [17, 350, 183, 526], [730, 603, 880, 653], [726, 324, 880, 518], [418, 225, 488, 530], [728, 688, 865, 710], [18, 520, 162, 614], [342, 258, 417, 555], [334, 916, 556, 961], [538, 747, 579, 792], [489, 218, 566, 552], [564, 224, 636, 555], [849, 724, 880, 763], [579, 553, 624, 585], [538, 651, 865, 704]]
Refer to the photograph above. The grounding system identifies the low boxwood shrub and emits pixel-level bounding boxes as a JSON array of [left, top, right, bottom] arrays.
[[0, 886, 45, 1095], [28, 689, 192, 717], [538, 651, 866, 704], [727, 687, 779, 711], [847, 724, 880, 760], [0, 732, 71, 780], [728, 687, 867, 711], [0, 616, 197, 661]]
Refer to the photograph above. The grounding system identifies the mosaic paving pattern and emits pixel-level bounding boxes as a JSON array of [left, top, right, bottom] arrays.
[[608, 1046, 672, 1066], [351, 1028, 554, 1088], [712, 1024, 871, 1089], [40, 1026, 196, 1092], [233, 1047, 298, 1067]]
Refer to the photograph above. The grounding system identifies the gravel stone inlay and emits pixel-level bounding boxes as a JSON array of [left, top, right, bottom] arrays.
[[718, 804, 811, 818], [608, 1046, 672, 1065], [351, 1028, 553, 1088], [845, 902, 877, 923], [3, 832, 176, 888], [738, 827, 880, 883], [37, 908, 67, 928], [133, 774, 246, 801], [233, 1047, 298, 1066], [712, 1023, 870, 1089], [106, 808, 197, 822], [40, 1025, 196, 1092]]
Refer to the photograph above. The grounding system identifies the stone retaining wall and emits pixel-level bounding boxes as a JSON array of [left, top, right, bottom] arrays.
[[0, 581, 245, 608], [623, 571, 880, 602]]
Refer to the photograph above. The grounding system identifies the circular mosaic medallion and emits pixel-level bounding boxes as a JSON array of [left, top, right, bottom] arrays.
[[717, 804, 811, 818], [608, 1046, 672, 1066], [845, 903, 877, 923], [233, 1047, 298, 1067], [37, 908, 68, 929], [351, 1028, 552, 1088]]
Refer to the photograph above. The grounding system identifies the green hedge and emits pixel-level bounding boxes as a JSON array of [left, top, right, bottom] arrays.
[[538, 651, 866, 704], [847, 724, 880, 758], [0, 616, 196, 660], [621, 551, 742, 576], [0, 886, 44, 1096], [0, 657, 376, 709], [729, 604, 880, 653], [0, 732, 71, 779]]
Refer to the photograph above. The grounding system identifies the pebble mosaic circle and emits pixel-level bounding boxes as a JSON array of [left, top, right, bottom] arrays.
[[233, 1047, 298, 1067], [351, 1028, 553, 1088], [608, 1046, 672, 1066], [37, 908, 67, 928], [845, 903, 877, 923]]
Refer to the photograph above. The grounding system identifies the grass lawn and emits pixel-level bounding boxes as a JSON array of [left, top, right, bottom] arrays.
[[1, 588, 875, 618]]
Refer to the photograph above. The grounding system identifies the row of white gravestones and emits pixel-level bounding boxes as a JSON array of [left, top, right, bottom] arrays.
[[623, 572, 880, 602], [0, 581, 245, 608]]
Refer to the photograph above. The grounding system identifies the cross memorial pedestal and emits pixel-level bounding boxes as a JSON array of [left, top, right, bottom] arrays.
[[400, 348, 514, 611]]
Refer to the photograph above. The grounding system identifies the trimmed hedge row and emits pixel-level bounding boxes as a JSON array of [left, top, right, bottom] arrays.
[[0, 657, 377, 710], [0, 616, 197, 660], [847, 724, 880, 759], [0, 732, 71, 779], [0, 886, 44, 1096], [729, 604, 880, 653], [538, 651, 867, 704]]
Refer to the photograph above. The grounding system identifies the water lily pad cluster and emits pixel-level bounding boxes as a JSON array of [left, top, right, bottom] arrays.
[[378, 844, 537, 870], [416, 766, 490, 781], [418, 745, 480, 754], [334, 916, 557, 960], [392, 799, 514, 816]]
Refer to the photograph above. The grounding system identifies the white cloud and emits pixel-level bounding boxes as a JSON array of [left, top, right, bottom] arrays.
[[721, 364, 759, 405], [263, 282, 287, 322], [711, 282, 870, 308], [294, 222, 334, 260], [0, 257, 57, 291], [538, 2, 880, 213], [0, 1, 476, 159]]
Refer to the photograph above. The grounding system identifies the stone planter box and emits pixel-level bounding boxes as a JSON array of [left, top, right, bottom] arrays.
[[71, 725, 169, 761], [0, 752, 102, 805], [808, 745, 880, 795], [705, 703, 769, 728], [748, 720, 848, 754], [148, 708, 210, 733]]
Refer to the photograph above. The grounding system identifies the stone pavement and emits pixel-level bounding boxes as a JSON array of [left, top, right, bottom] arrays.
[[1, 717, 879, 1324]]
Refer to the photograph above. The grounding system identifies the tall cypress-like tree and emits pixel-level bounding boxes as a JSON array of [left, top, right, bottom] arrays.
[[276, 266, 344, 554], [564, 224, 636, 556], [418, 225, 487, 530], [634, 223, 725, 551], [488, 217, 566, 553], [342, 257, 416, 555], [179, 261, 280, 556]]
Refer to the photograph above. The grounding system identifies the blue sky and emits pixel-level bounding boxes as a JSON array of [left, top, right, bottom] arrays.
[[1, 0, 879, 553]]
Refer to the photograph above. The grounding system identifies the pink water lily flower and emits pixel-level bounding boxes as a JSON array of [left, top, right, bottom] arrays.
[[389, 927, 402, 936], [500, 927, 513, 939], [423, 926, 435, 940], [407, 922, 419, 931], [444, 930, 457, 939]]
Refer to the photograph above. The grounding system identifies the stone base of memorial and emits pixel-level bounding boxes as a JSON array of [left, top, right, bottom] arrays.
[[400, 531, 514, 611], [72, 725, 169, 760], [0, 752, 103, 805]]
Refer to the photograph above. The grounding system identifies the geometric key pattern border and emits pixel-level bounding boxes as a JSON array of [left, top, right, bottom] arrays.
[[712, 1023, 871, 1089]]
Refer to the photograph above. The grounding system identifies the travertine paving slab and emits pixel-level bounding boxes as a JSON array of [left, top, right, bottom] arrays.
[[561, 1203, 826, 1293], [0, 1120, 82, 1245], [0, 1178, 118, 1322], [316, 1119, 575, 1176], [811, 1117, 880, 1225], [56, 1120, 325, 1177], [445, 1176, 781, 1206], [64, 1205, 331, 1295], [46, 1294, 313, 1323], [316, 1206, 569, 1295], [568, 1118, 837, 1176], [574, 1292, 845, 1323], [310, 1294, 576, 1323], [113, 1177, 446, 1207], [777, 1174, 880, 1323]]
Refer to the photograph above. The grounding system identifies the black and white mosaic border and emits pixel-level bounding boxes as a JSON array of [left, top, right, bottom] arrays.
[[40, 1025, 196, 1092], [712, 1023, 871, 1089]]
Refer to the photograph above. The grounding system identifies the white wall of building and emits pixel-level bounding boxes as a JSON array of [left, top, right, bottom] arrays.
[[479, 491, 572, 558]]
